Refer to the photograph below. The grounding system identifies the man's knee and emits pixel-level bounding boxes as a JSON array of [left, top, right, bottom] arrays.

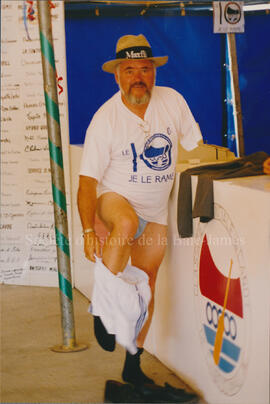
[[113, 213, 139, 240]]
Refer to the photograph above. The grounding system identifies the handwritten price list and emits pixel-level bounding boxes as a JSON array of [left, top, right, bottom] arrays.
[[1, 1, 72, 286]]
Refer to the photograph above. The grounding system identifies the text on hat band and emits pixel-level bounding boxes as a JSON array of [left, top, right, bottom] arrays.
[[116, 46, 153, 60]]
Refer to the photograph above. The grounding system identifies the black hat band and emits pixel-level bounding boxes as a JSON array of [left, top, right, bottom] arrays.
[[116, 46, 153, 60]]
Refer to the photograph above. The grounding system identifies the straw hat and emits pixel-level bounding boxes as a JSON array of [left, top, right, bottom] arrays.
[[102, 34, 168, 73]]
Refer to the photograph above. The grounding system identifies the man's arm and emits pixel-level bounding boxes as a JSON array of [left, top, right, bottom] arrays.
[[77, 175, 101, 262]]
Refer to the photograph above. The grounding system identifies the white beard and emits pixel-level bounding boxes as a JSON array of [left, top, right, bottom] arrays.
[[119, 83, 151, 105]]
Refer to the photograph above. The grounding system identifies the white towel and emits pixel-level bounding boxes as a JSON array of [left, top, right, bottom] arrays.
[[89, 258, 151, 354]]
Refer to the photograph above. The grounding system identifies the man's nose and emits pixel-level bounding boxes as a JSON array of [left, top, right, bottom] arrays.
[[133, 69, 143, 79]]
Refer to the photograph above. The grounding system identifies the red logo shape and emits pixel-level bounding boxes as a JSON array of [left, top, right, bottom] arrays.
[[199, 234, 243, 318]]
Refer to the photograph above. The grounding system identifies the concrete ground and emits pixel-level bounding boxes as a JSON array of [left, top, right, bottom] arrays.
[[1, 284, 198, 403]]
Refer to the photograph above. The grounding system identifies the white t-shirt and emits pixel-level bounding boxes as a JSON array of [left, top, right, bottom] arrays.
[[80, 86, 202, 224]]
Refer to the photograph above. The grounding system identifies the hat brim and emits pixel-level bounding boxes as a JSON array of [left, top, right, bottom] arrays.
[[102, 56, 168, 73]]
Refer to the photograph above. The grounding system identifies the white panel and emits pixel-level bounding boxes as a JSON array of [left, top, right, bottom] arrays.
[[150, 169, 270, 403], [0, 1, 72, 287]]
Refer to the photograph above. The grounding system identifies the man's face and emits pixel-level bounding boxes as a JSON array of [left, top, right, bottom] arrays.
[[115, 59, 155, 106]]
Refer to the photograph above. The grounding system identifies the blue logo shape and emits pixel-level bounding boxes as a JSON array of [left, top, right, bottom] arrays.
[[203, 300, 241, 374], [140, 134, 172, 171], [203, 323, 241, 373]]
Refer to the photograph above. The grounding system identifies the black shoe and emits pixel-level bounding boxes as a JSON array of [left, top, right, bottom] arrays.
[[135, 383, 171, 403], [104, 380, 144, 403], [104, 380, 199, 403], [135, 382, 199, 403], [122, 348, 154, 386], [93, 316, 115, 352], [162, 383, 199, 403]]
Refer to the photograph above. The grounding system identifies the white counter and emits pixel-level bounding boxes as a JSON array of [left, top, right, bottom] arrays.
[[70, 145, 270, 403], [145, 170, 270, 404]]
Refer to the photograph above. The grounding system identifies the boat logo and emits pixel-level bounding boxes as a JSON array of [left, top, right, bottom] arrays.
[[140, 134, 172, 171], [193, 203, 250, 395]]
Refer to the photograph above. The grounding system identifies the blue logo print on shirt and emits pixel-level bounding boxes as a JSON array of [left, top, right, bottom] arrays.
[[130, 134, 172, 172], [140, 134, 172, 171]]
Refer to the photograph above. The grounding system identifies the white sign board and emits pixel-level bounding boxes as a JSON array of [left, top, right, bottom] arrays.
[[0, 0, 72, 287], [213, 1, 245, 33]]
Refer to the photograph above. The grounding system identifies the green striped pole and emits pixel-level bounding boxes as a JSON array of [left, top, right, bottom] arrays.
[[37, 0, 87, 353]]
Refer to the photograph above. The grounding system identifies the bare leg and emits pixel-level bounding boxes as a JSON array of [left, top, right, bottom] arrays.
[[121, 223, 167, 385], [131, 222, 168, 347], [97, 193, 167, 340], [97, 192, 138, 274]]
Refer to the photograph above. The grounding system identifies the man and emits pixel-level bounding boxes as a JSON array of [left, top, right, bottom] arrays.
[[77, 34, 202, 385]]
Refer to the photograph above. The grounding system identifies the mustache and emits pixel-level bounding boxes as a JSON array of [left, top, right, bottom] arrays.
[[130, 81, 147, 88]]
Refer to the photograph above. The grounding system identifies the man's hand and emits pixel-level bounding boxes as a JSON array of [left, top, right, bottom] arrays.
[[263, 157, 270, 175], [84, 231, 101, 262]]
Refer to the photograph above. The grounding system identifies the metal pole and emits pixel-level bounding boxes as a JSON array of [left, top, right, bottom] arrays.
[[227, 33, 245, 157], [37, 0, 87, 353]]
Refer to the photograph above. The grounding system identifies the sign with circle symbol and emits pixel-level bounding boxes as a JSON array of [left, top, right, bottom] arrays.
[[213, 1, 244, 33], [193, 203, 250, 395], [225, 2, 242, 24]]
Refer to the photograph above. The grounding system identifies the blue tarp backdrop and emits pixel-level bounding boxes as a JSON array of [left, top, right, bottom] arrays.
[[65, 9, 270, 154]]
